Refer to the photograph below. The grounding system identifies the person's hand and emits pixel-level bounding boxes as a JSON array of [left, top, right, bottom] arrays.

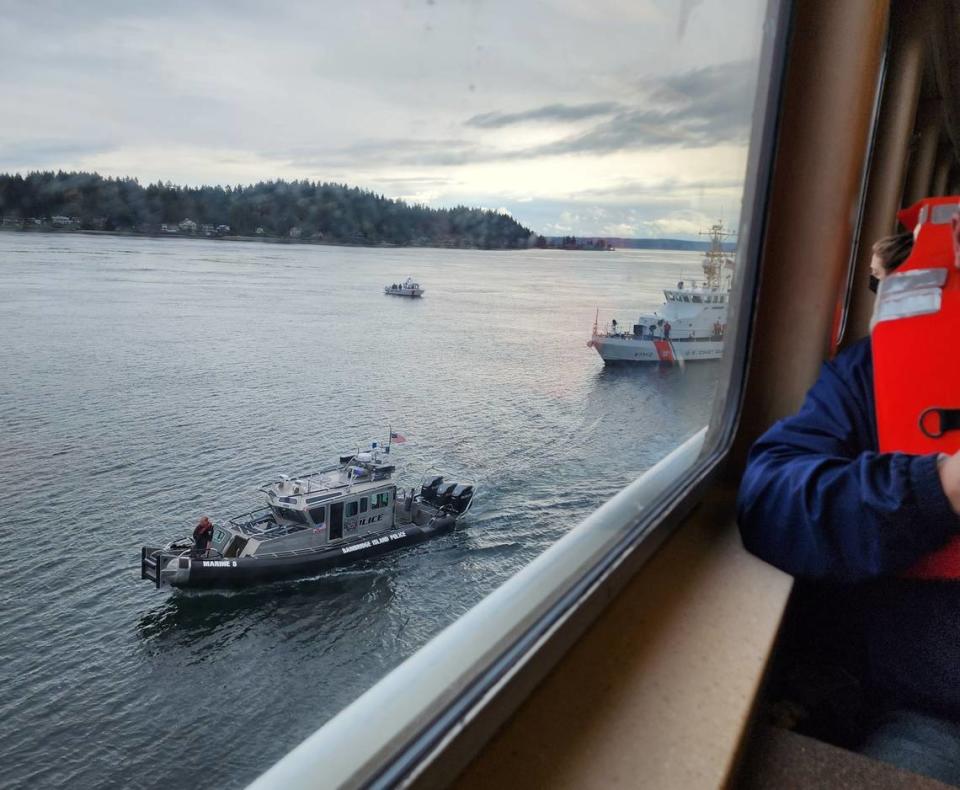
[[938, 450, 960, 515]]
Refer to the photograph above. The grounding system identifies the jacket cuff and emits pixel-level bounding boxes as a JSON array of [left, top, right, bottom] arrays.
[[912, 453, 960, 531]]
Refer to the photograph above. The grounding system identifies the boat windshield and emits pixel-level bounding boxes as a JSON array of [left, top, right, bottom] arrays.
[[273, 505, 308, 525]]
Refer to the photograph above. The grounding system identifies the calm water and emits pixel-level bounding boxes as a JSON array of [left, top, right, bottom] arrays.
[[0, 233, 720, 788]]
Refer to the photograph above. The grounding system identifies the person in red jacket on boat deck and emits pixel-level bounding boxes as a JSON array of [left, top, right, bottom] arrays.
[[191, 516, 213, 558]]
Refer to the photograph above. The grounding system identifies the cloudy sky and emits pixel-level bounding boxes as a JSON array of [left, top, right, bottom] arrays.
[[0, 0, 767, 237]]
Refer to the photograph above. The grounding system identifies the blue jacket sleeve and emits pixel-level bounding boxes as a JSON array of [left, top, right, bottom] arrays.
[[737, 340, 959, 582]]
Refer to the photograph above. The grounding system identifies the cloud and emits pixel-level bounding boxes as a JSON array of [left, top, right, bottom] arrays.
[[537, 206, 726, 239], [465, 102, 623, 129], [277, 139, 482, 169], [0, 140, 117, 169], [469, 171, 744, 238], [645, 59, 755, 107], [524, 60, 757, 157], [273, 60, 756, 172], [368, 176, 457, 186], [569, 176, 745, 201]]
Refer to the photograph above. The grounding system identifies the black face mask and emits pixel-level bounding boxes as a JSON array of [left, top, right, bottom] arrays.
[[869, 275, 879, 293]]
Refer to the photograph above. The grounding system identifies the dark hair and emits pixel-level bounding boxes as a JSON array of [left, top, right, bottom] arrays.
[[871, 232, 914, 272]]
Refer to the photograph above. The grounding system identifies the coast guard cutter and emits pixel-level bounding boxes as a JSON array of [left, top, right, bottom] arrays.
[[588, 221, 735, 364]]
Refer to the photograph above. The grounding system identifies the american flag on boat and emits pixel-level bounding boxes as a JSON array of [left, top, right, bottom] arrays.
[[390, 432, 407, 443]]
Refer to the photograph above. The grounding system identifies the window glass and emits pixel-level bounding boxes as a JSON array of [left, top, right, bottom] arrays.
[[274, 506, 307, 525], [225, 536, 248, 558], [360, 497, 368, 513], [346, 501, 359, 517], [0, 1, 771, 788]]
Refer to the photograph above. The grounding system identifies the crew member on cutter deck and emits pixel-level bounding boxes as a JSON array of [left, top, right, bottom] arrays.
[[737, 197, 960, 785]]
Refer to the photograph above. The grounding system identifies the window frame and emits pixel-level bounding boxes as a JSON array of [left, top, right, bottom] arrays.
[[831, 17, 890, 348], [248, 1, 791, 786]]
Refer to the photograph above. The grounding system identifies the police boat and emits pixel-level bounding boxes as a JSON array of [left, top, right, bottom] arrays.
[[140, 443, 475, 589]]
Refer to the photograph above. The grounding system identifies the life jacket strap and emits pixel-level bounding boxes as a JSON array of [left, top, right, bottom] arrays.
[[919, 408, 960, 440]]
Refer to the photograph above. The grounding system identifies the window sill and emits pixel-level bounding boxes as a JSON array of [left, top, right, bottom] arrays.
[[453, 492, 792, 789]]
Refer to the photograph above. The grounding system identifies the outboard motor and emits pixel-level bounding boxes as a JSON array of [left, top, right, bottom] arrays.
[[448, 484, 474, 514], [435, 481, 457, 507], [421, 475, 443, 504]]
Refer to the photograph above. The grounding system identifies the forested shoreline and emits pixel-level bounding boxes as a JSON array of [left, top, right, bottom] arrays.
[[0, 171, 534, 249]]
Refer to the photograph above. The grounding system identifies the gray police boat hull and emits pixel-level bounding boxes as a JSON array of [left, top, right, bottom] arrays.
[[142, 514, 455, 590]]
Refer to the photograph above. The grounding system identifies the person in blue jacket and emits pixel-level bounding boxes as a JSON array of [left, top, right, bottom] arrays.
[[737, 236, 960, 784]]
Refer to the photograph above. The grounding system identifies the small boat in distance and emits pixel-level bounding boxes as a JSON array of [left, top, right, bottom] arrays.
[[385, 276, 424, 297], [141, 439, 474, 589]]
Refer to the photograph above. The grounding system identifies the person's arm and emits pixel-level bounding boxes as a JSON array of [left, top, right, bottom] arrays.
[[737, 343, 959, 582]]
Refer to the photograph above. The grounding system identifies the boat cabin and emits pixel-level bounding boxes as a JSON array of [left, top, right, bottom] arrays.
[[663, 283, 728, 305], [621, 282, 729, 341], [209, 450, 401, 559]]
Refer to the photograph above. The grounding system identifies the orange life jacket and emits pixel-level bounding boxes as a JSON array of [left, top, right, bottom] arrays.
[[871, 196, 960, 578]]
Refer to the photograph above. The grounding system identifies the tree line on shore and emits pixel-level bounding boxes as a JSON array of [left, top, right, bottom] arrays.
[[0, 171, 535, 248]]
